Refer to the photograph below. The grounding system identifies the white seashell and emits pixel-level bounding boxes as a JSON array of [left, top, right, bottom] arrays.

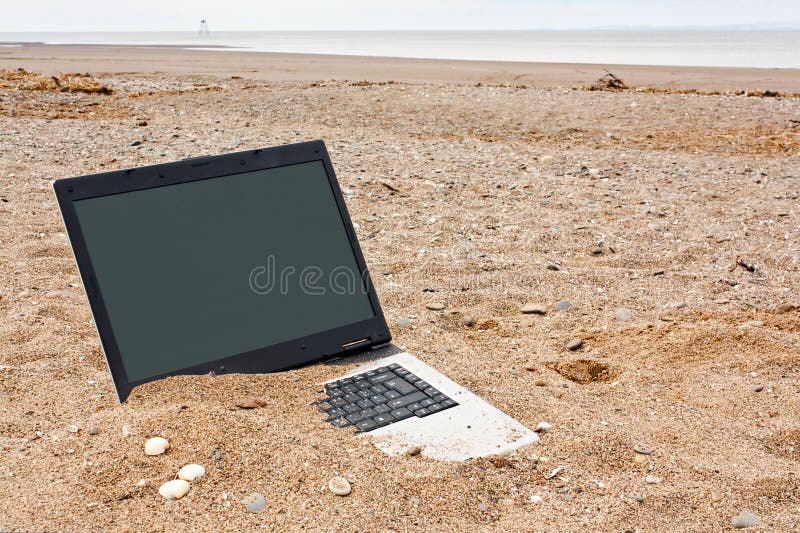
[[328, 476, 351, 496], [144, 436, 170, 456], [158, 479, 190, 500], [535, 421, 553, 433], [178, 463, 206, 482]]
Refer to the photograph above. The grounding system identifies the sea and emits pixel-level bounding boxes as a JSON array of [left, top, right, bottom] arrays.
[[1, 30, 798, 69]]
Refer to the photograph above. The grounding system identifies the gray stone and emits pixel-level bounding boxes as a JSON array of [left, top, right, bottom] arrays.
[[87, 426, 99, 435], [566, 338, 583, 351], [633, 445, 652, 455], [214, 450, 222, 460], [397, 318, 412, 327], [130, 140, 142, 146], [591, 246, 603, 255], [425, 302, 446, 311], [616, 308, 633, 322], [731, 510, 761, 529], [461, 316, 476, 327], [242, 492, 266, 513], [521, 303, 547, 315], [555, 300, 571, 312], [750, 385, 764, 392], [546, 263, 561, 271]]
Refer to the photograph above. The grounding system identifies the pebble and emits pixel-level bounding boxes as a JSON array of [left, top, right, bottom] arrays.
[[555, 300, 571, 312], [404, 445, 423, 457], [546, 263, 561, 271], [461, 316, 476, 327], [539, 155, 554, 162], [477, 502, 488, 512], [535, 421, 552, 433], [158, 479, 190, 500], [529, 494, 543, 504], [645, 475, 662, 484], [242, 492, 266, 512], [425, 302, 446, 311], [328, 476, 352, 496], [521, 303, 547, 315], [214, 450, 222, 461], [566, 338, 583, 351], [130, 140, 143, 147], [177, 463, 205, 482], [397, 317, 412, 327], [591, 246, 603, 255], [632, 495, 645, 503], [750, 384, 764, 392], [672, 301, 688, 309], [710, 491, 725, 502], [144, 436, 170, 456], [776, 303, 797, 314], [616, 308, 633, 322], [731, 510, 761, 528], [633, 445, 652, 455], [87, 426, 99, 435]]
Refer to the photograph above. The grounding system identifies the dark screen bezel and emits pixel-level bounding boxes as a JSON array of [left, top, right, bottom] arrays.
[[53, 140, 391, 402]]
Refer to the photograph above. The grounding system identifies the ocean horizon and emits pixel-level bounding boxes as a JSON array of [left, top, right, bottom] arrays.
[[1, 30, 798, 69]]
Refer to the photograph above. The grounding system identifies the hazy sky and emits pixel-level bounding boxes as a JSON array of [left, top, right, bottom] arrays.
[[3, 0, 800, 32]]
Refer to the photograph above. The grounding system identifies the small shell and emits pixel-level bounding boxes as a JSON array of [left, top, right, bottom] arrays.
[[158, 479, 190, 500], [178, 463, 206, 482], [535, 421, 552, 433], [144, 436, 170, 456], [328, 476, 351, 496]]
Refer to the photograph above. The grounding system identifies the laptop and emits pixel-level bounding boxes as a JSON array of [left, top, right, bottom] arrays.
[[53, 140, 537, 460]]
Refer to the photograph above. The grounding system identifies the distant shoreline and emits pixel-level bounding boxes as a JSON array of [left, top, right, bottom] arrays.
[[1, 42, 799, 92]]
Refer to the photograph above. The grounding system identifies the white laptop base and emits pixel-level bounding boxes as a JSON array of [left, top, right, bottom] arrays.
[[324, 352, 538, 462]]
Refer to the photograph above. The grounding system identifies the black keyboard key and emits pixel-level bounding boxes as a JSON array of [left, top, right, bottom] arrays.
[[423, 387, 439, 397], [357, 399, 374, 409], [390, 407, 414, 420], [355, 381, 372, 390], [368, 371, 395, 384], [330, 398, 347, 408], [440, 399, 457, 408], [373, 403, 391, 414], [395, 368, 410, 377], [357, 390, 372, 399], [428, 403, 442, 413], [420, 398, 435, 408], [365, 369, 377, 377], [414, 381, 429, 391], [414, 408, 432, 417], [373, 413, 394, 427], [356, 419, 378, 432], [387, 391, 428, 410], [327, 407, 346, 417], [433, 394, 447, 403], [343, 393, 360, 403], [387, 363, 401, 370], [343, 404, 360, 414], [342, 385, 358, 394], [371, 384, 388, 394], [407, 402, 423, 412], [370, 394, 387, 404], [361, 408, 378, 419], [384, 390, 401, 400], [405, 374, 421, 383], [328, 388, 344, 397], [346, 412, 365, 424], [331, 417, 350, 428]]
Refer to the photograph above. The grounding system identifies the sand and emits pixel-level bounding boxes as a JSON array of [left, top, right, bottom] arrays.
[[0, 49, 799, 532]]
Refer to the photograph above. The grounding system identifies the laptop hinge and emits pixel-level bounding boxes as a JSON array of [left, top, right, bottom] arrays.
[[342, 337, 372, 353]]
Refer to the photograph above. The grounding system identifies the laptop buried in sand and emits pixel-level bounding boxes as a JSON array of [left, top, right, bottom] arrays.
[[53, 140, 537, 461]]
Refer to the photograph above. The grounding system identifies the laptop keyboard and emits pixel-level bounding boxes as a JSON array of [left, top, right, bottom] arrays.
[[318, 363, 459, 433]]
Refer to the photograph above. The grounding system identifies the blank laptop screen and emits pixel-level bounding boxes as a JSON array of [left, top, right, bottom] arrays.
[[73, 160, 375, 382]]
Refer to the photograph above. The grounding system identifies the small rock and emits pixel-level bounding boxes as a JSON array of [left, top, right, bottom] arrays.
[[178, 463, 205, 482], [242, 492, 266, 512], [87, 426, 99, 435], [731, 510, 761, 529], [397, 317, 412, 327], [535, 421, 552, 433], [122, 424, 137, 437], [710, 491, 725, 502], [144, 436, 170, 456], [776, 303, 797, 314], [404, 445, 423, 457], [534, 379, 547, 387], [633, 445, 652, 455], [616, 308, 633, 322], [588, 168, 601, 176], [546, 263, 561, 271], [566, 338, 583, 351], [328, 476, 352, 496], [539, 155, 554, 163], [137, 120, 148, 127], [672, 301, 688, 309], [645, 475, 662, 484], [158, 479, 190, 500], [555, 300, 571, 312], [461, 316, 476, 327], [529, 494, 543, 504], [521, 303, 547, 315], [477, 502, 488, 512], [544, 466, 563, 480], [130, 140, 143, 147], [214, 450, 222, 461], [750, 385, 764, 392], [634, 454, 647, 464], [67, 425, 79, 433], [425, 302, 446, 311], [653, 270, 665, 276], [591, 246, 603, 255]]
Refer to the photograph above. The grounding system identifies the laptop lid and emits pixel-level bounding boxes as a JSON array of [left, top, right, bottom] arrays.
[[53, 140, 391, 402]]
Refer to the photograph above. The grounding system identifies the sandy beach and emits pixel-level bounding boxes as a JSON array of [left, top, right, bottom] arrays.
[[1, 46, 799, 532]]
